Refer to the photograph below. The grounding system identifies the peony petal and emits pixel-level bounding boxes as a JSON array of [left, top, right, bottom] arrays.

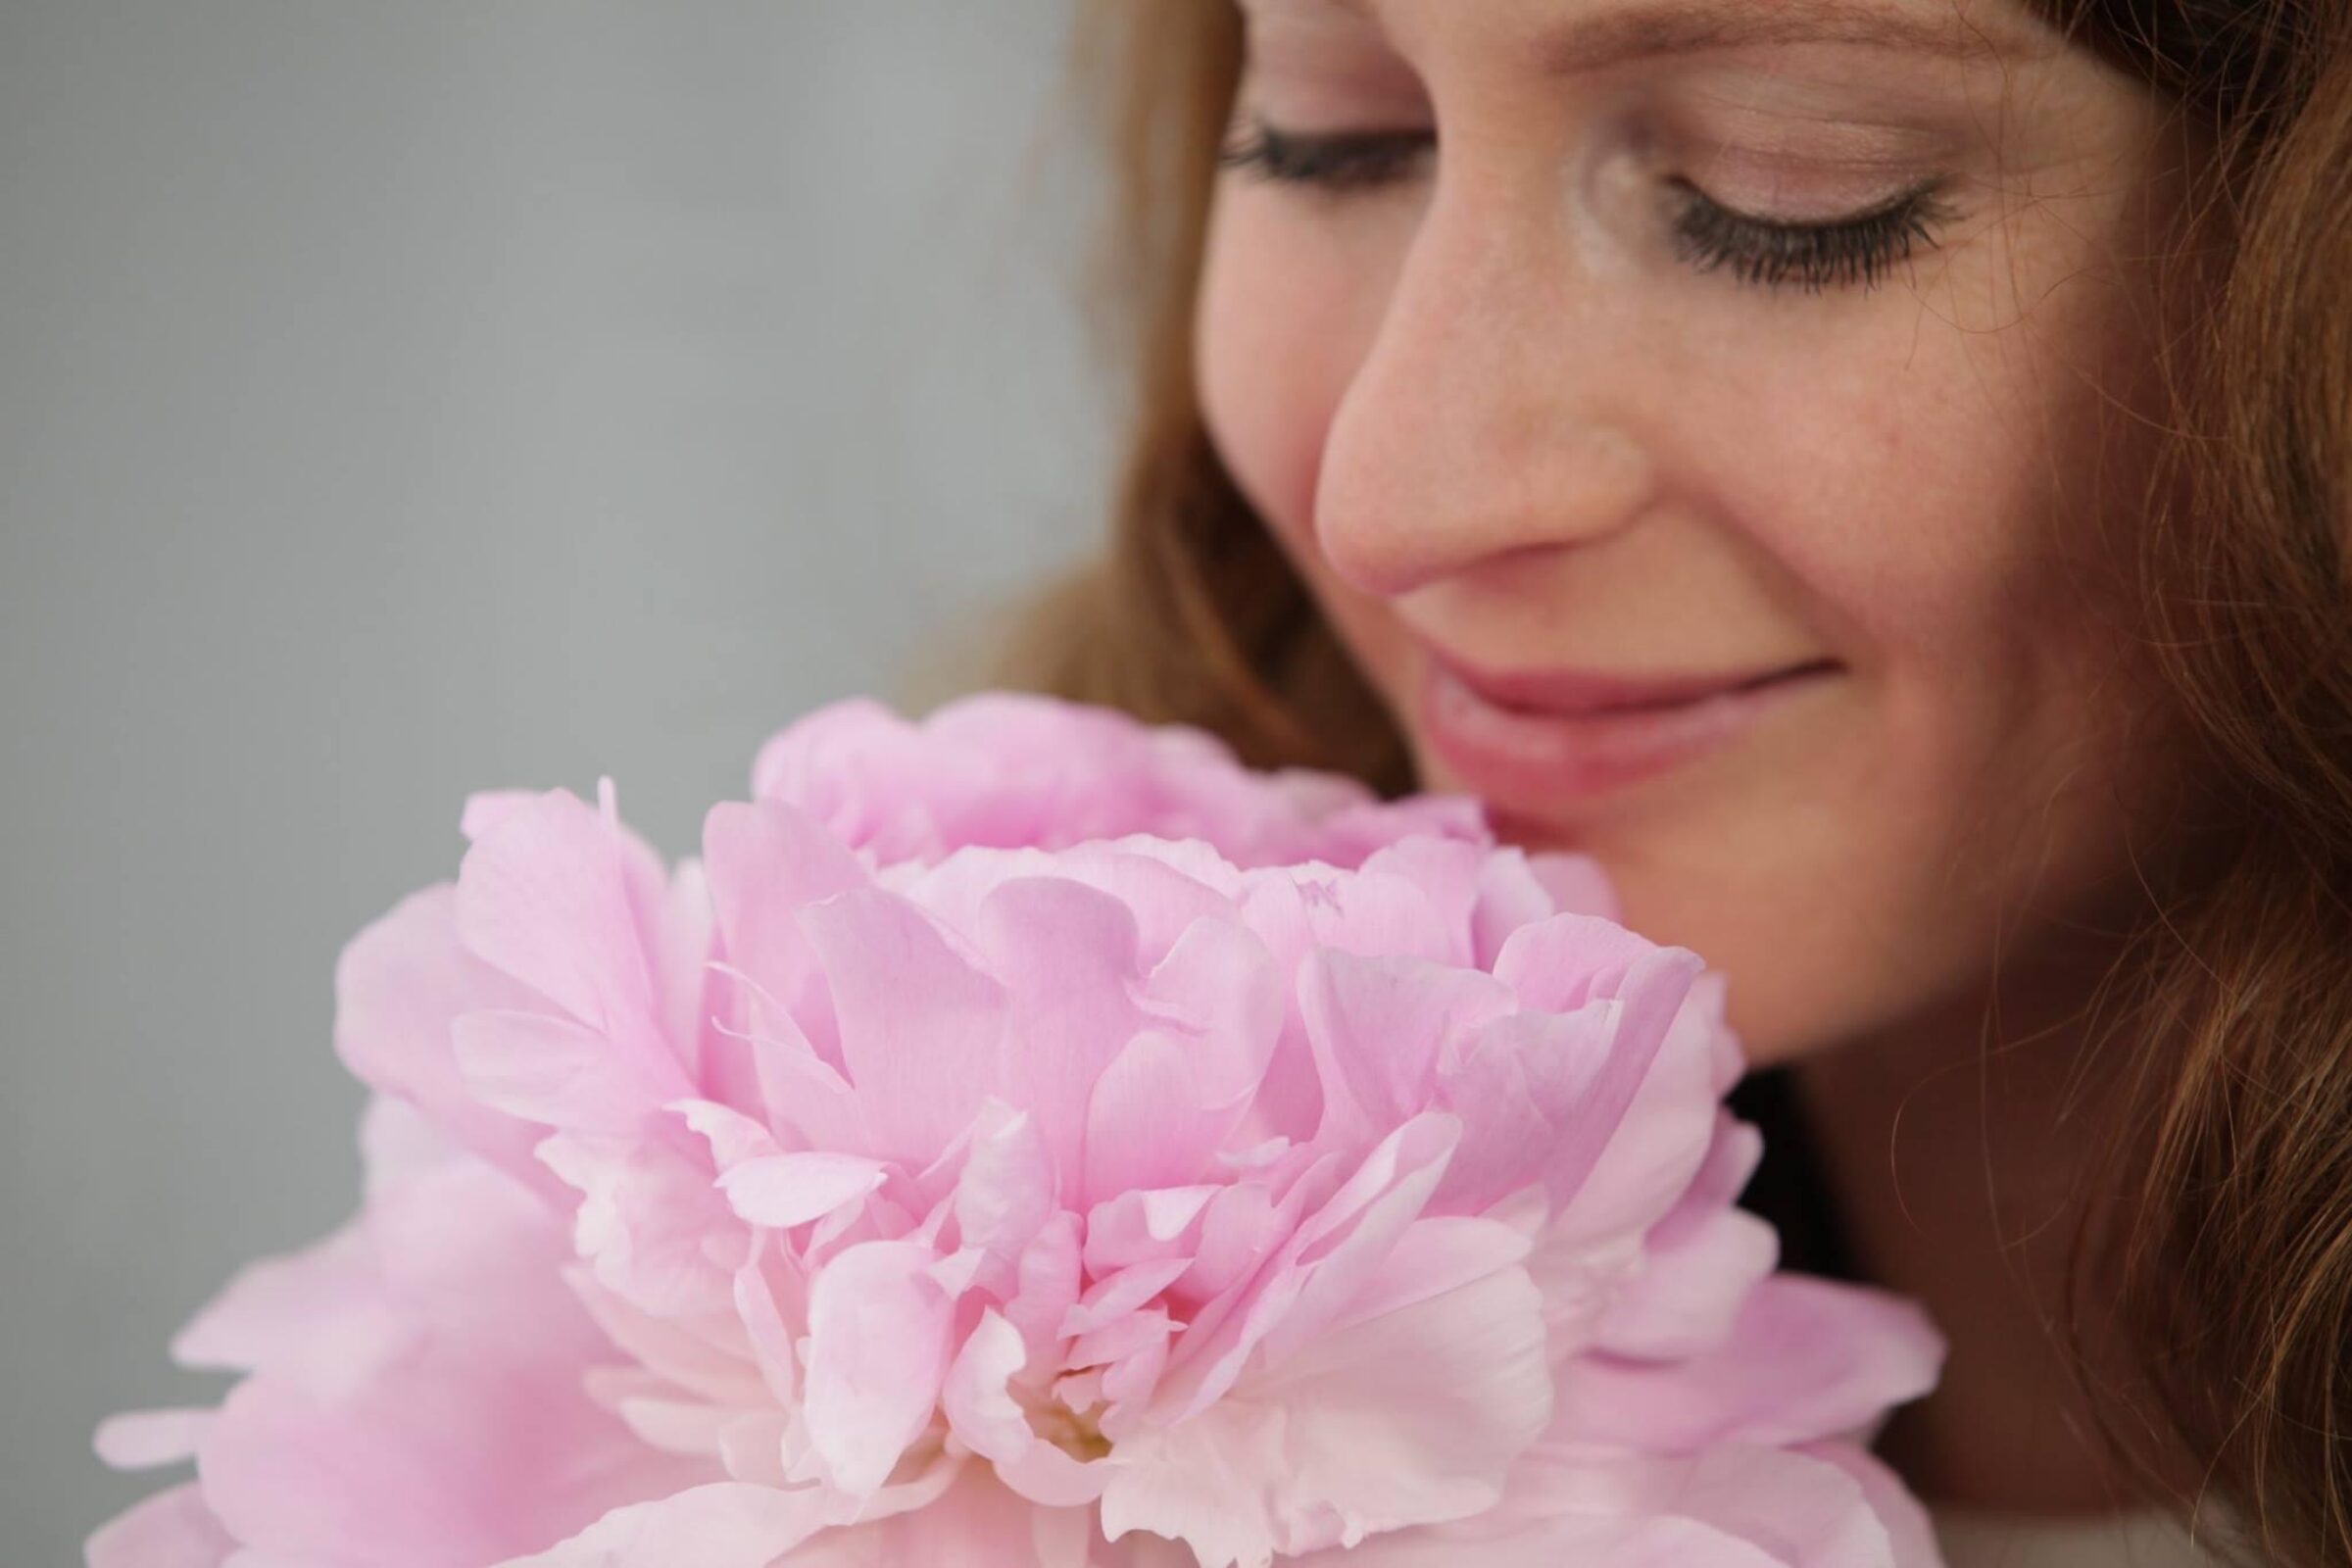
[[951, 1107, 1057, 1299], [971, 876, 1153, 1186], [454, 788, 661, 1035], [196, 1337, 707, 1566], [1546, 1275, 1945, 1452], [1252, 1115, 1462, 1369], [1134, 914, 1286, 1107], [167, 1222, 399, 1387], [85, 1482, 239, 1568], [1082, 1185, 1221, 1278], [701, 797, 873, 1097], [672, 1098, 780, 1170], [796, 887, 1005, 1163], [1592, 1204, 1779, 1361], [1525, 852, 1620, 922], [492, 1482, 833, 1568], [719, 1152, 889, 1230], [1105, 1258, 1550, 1567], [453, 1009, 690, 1132], [940, 1308, 1033, 1465], [331, 884, 567, 1203], [1292, 1513, 1790, 1568], [731, 1253, 803, 1409], [538, 1130, 743, 1322], [1422, 1006, 1609, 1214], [1083, 1032, 1226, 1206], [1299, 950, 1515, 1152], [802, 1240, 955, 1495], [93, 1408, 215, 1472], [1438, 1443, 1937, 1568], [997, 1438, 1116, 1511]]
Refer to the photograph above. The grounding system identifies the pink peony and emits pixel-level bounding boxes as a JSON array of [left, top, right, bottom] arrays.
[[741, 694, 1498, 871], [92, 695, 1944, 1568]]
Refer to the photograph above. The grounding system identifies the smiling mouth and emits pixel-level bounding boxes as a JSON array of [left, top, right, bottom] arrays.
[[1416, 655, 1845, 806], [1432, 654, 1845, 718]]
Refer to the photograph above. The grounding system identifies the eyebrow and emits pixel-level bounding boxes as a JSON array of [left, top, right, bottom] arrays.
[[1258, 0, 2052, 73]]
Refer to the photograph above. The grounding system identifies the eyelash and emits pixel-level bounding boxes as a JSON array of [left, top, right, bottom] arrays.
[[1215, 120, 1957, 295]]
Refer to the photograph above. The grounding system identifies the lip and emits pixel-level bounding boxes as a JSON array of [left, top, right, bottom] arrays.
[[1417, 651, 1839, 807]]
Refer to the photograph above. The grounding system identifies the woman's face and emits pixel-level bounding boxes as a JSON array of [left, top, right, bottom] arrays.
[[1196, 0, 2205, 1063]]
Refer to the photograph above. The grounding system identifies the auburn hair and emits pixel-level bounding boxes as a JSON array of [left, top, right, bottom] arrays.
[[980, 4, 2352, 1563]]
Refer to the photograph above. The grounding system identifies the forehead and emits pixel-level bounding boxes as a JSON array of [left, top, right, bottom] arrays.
[[1235, 0, 2065, 73]]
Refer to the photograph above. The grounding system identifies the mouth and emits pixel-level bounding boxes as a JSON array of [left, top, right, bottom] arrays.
[[1416, 652, 1842, 808]]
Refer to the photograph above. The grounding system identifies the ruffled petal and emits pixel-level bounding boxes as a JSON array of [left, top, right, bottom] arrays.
[[1546, 1276, 1945, 1452], [85, 1483, 238, 1568]]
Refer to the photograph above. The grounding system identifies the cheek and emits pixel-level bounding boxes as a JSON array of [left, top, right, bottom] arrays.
[[1196, 196, 1376, 567], [1197, 195, 1432, 698], [1612, 300, 2174, 1062]]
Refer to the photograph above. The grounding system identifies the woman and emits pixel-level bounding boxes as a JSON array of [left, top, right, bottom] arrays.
[[1000, 2, 2352, 1565]]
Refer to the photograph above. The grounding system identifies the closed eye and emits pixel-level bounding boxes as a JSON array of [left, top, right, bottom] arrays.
[[1217, 116, 1958, 295]]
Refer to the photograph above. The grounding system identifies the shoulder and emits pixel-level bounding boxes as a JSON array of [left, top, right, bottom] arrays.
[[1933, 1505, 2246, 1568]]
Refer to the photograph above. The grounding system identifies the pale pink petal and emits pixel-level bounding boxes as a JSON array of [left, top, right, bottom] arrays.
[[1081, 1185, 1221, 1277], [1525, 851, 1620, 922], [1309, 1215, 1534, 1340], [1083, 1032, 1228, 1205], [570, 1277, 766, 1409], [1651, 1445, 1921, 1568], [93, 1408, 215, 1470], [1490, 913, 1665, 1014], [1592, 1205, 1780, 1361], [1546, 1275, 1945, 1452], [1105, 1259, 1549, 1566], [1420, 1006, 1611, 1214], [460, 788, 546, 843], [1299, 951, 1515, 1151], [1132, 915, 1285, 1105], [537, 1130, 743, 1322], [1250, 1117, 1463, 1370], [1295, 1513, 1790, 1568], [198, 1346, 706, 1566], [1433, 1442, 1940, 1568], [167, 1223, 399, 1387], [719, 1152, 889, 1229], [940, 1308, 1032, 1464], [453, 1009, 690, 1132], [85, 1483, 238, 1568], [774, 1460, 1106, 1567], [796, 887, 1005, 1163], [672, 1098, 780, 1170], [802, 1240, 955, 1495], [640, 854, 718, 1090], [493, 1482, 831, 1568], [996, 1439, 1116, 1510], [454, 788, 661, 1034], [952, 1108, 1058, 1300], [1062, 1259, 1194, 1340], [330, 883, 565, 1203], [1805, 1442, 1945, 1568], [970, 875, 1153, 1185], [701, 797, 872, 1072], [731, 1254, 803, 1408]]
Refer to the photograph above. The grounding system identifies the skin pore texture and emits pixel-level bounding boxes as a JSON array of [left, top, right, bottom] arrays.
[[1194, 0, 2215, 1521]]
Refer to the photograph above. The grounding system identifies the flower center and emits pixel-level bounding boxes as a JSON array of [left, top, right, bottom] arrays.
[[1029, 1398, 1112, 1463]]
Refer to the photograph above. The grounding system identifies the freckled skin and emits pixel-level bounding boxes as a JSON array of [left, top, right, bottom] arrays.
[[1196, 0, 2206, 1063]]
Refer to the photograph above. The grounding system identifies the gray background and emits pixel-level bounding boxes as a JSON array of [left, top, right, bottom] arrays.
[[0, 3, 1111, 1556]]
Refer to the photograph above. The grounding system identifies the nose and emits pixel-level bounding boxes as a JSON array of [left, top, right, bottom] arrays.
[[1310, 170, 1658, 601]]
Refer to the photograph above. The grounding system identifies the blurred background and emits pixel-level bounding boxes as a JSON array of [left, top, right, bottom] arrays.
[[0, 2, 1110, 1555]]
